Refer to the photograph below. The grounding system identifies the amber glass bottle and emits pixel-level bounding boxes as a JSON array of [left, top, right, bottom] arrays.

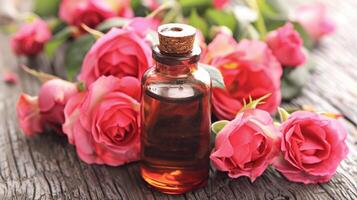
[[140, 24, 211, 194]]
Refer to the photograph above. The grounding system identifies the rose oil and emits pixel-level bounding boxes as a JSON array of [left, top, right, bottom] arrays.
[[140, 24, 211, 194]]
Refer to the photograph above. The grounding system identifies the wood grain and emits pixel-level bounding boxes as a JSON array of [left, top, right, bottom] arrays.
[[0, 0, 357, 199]]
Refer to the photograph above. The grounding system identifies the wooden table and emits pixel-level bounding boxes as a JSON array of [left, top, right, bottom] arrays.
[[0, 0, 356, 199]]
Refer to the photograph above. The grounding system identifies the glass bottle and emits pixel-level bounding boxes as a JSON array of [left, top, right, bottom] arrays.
[[140, 24, 211, 194]]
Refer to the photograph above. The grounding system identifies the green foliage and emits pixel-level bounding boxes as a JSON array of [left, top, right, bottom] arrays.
[[179, 0, 211, 8], [44, 39, 66, 59], [199, 63, 225, 89], [281, 57, 315, 100], [96, 17, 130, 32], [64, 35, 96, 81], [237, 24, 260, 40], [240, 93, 271, 112], [261, 0, 288, 18], [50, 20, 67, 35], [179, 0, 211, 15], [44, 26, 74, 59], [293, 22, 314, 49], [205, 9, 237, 34], [34, 0, 61, 17], [188, 9, 209, 37], [264, 17, 286, 31], [131, 0, 149, 16], [211, 120, 229, 134], [278, 107, 290, 122]]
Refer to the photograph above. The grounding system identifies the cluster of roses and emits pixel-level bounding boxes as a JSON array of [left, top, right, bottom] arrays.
[[210, 106, 348, 184], [13, 0, 347, 184]]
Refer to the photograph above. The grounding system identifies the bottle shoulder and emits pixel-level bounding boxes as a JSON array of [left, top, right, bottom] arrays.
[[142, 66, 211, 87], [142, 66, 211, 101]]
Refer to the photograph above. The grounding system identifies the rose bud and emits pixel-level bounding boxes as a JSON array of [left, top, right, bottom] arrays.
[[16, 94, 43, 136], [266, 23, 306, 67], [38, 79, 79, 133], [202, 35, 282, 120], [273, 111, 349, 184], [10, 18, 52, 56], [294, 3, 335, 41], [62, 76, 141, 166], [210, 109, 281, 181], [78, 27, 152, 87], [59, 0, 133, 29]]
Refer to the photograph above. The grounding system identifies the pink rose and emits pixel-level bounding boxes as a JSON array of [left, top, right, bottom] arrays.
[[78, 28, 152, 87], [201, 33, 237, 64], [294, 3, 335, 41], [16, 94, 43, 136], [203, 35, 282, 120], [266, 23, 306, 67], [62, 76, 141, 166], [39, 79, 79, 132], [11, 18, 51, 56], [210, 109, 281, 181], [273, 111, 349, 184], [213, 0, 230, 9], [59, 0, 133, 28], [125, 17, 160, 38]]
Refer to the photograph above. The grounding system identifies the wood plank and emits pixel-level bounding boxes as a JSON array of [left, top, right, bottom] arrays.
[[0, 0, 356, 199]]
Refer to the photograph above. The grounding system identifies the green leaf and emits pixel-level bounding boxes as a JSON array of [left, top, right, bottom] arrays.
[[188, 9, 209, 37], [178, 0, 211, 9], [244, 0, 267, 38], [44, 39, 66, 59], [292, 22, 314, 49], [53, 26, 76, 39], [131, 2, 148, 17], [281, 58, 314, 100], [237, 24, 260, 40], [204, 9, 237, 34], [96, 17, 130, 32], [34, 0, 61, 17], [247, 0, 289, 33], [264, 17, 286, 32], [199, 63, 225, 89], [65, 35, 96, 81], [44, 27, 74, 59], [281, 77, 301, 100], [262, 0, 288, 18], [211, 120, 229, 134], [50, 20, 67, 35], [278, 107, 290, 122]]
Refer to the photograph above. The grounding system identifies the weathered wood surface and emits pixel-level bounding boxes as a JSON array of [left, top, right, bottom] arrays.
[[0, 0, 357, 199]]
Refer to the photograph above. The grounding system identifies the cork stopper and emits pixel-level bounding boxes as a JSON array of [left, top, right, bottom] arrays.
[[158, 23, 196, 55]]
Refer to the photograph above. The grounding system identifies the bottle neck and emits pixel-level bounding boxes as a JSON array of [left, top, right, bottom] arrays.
[[155, 61, 198, 77], [152, 45, 201, 77]]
